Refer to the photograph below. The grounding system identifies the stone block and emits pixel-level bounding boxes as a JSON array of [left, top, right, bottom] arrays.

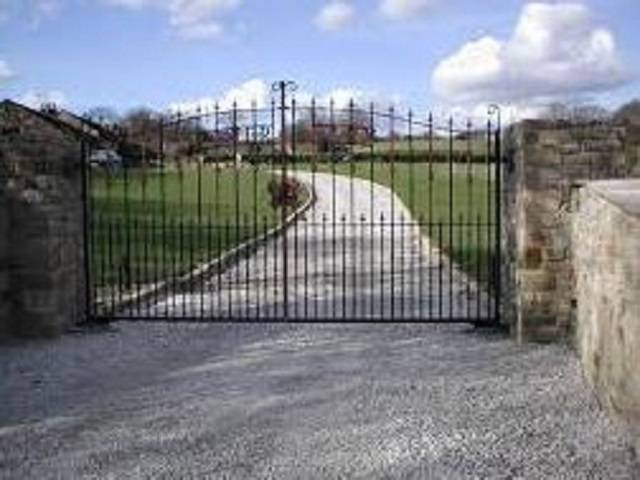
[[11, 272, 60, 290], [16, 289, 58, 315], [12, 312, 63, 337], [521, 246, 543, 270], [524, 165, 565, 187], [519, 270, 556, 291], [521, 323, 560, 343], [543, 234, 571, 262], [523, 130, 539, 146], [520, 291, 557, 316], [0, 271, 8, 293], [0, 234, 7, 260]]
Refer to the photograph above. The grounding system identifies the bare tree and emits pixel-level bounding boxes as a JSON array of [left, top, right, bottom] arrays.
[[545, 102, 610, 123], [613, 99, 640, 126], [83, 106, 120, 126]]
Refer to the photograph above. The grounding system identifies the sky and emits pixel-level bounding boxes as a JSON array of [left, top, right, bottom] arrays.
[[0, 0, 639, 120]]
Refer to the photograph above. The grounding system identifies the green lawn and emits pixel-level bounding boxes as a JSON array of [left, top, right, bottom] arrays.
[[90, 165, 284, 289], [90, 159, 498, 292]]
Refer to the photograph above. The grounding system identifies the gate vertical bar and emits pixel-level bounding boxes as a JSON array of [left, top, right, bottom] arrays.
[[80, 139, 92, 322], [279, 82, 289, 318], [272, 80, 297, 319], [492, 105, 502, 323], [159, 118, 168, 319]]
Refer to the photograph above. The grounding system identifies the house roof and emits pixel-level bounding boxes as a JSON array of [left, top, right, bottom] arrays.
[[46, 107, 119, 143], [0, 99, 105, 144]]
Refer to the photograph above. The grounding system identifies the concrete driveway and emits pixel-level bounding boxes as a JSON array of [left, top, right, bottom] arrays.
[[144, 172, 489, 321]]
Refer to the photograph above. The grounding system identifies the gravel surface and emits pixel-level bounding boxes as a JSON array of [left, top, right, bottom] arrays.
[[142, 172, 489, 321], [0, 322, 637, 479]]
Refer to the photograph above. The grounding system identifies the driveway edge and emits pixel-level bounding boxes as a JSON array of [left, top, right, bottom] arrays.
[[97, 179, 316, 317]]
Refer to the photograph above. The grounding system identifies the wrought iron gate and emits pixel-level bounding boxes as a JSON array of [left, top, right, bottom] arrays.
[[84, 81, 503, 324]]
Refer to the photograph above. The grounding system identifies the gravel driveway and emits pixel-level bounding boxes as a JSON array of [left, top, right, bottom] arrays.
[[0, 322, 637, 479]]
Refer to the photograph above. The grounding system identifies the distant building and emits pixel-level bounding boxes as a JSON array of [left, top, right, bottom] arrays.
[[0, 99, 97, 180], [39, 103, 118, 146]]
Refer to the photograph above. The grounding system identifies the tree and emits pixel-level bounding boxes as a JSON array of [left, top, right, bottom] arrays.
[[613, 99, 640, 126], [122, 108, 161, 137], [545, 102, 610, 123], [115, 108, 164, 165], [83, 106, 120, 126]]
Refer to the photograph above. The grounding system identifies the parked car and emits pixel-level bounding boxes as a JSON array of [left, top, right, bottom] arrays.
[[89, 149, 123, 169], [147, 159, 164, 169]]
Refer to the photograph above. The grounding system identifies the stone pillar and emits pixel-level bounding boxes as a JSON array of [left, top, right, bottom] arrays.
[[5, 178, 85, 336], [0, 102, 88, 338], [504, 120, 630, 343]]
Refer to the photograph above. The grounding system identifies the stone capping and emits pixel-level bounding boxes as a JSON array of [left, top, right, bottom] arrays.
[[98, 178, 316, 317], [586, 179, 640, 220]]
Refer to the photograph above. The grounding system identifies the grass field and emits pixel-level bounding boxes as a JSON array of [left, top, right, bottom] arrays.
[[91, 165, 284, 289], [91, 159, 498, 291]]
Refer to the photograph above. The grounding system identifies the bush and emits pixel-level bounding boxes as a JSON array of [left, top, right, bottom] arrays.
[[267, 175, 304, 208]]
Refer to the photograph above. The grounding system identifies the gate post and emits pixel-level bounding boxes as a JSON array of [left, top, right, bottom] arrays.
[[0, 100, 89, 337], [80, 139, 93, 323], [490, 105, 503, 325], [504, 120, 628, 343]]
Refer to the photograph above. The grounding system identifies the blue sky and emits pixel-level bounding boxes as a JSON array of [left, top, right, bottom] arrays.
[[1, 0, 638, 117]]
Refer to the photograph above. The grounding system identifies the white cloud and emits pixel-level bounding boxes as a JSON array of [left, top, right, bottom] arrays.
[[315, 1, 355, 32], [103, 0, 242, 38], [473, 102, 546, 124], [17, 90, 67, 110], [169, 79, 402, 116], [169, 78, 270, 113], [379, 0, 436, 20], [0, 59, 14, 82], [297, 86, 392, 110], [218, 78, 269, 109], [323, 87, 366, 109], [432, 2, 628, 103], [174, 20, 223, 39], [0, 0, 61, 24]]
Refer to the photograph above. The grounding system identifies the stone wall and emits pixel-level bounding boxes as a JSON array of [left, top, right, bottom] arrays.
[[0, 101, 87, 337], [573, 180, 640, 430], [503, 120, 634, 342]]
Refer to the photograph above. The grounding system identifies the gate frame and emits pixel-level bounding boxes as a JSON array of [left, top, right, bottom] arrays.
[[82, 83, 505, 326]]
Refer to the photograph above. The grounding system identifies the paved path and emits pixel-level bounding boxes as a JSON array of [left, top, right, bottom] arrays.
[[144, 172, 489, 321], [0, 322, 636, 478]]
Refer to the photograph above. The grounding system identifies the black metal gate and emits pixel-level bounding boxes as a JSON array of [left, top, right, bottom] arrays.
[[84, 81, 502, 324]]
